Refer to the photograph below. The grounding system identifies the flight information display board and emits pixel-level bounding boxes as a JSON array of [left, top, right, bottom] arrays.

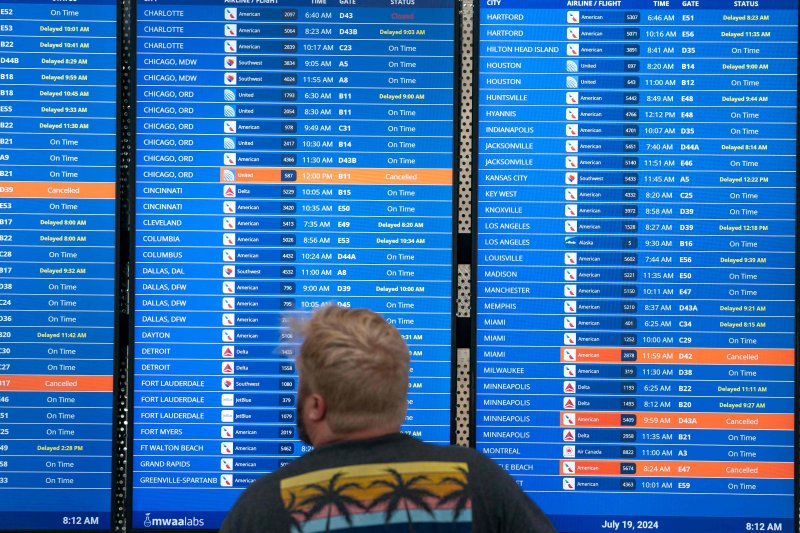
[[474, 0, 797, 532], [131, 0, 456, 528], [0, 0, 118, 530]]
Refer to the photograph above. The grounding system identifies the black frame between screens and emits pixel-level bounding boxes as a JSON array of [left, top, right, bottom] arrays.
[[467, 3, 800, 532], [123, 0, 463, 531]]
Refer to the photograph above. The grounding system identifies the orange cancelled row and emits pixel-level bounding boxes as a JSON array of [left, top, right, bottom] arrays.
[[561, 347, 794, 366], [0, 375, 114, 392], [560, 460, 794, 479], [221, 167, 452, 184], [560, 411, 794, 431], [0, 182, 115, 199]]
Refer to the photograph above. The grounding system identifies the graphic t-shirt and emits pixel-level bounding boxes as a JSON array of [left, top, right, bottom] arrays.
[[220, 433, 558, 533]]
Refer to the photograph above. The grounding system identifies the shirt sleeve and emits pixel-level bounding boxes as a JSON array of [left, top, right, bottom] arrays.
[[218, 478, 291, 533], [219, 493, 253, 533], [471, 453, 559, 533]]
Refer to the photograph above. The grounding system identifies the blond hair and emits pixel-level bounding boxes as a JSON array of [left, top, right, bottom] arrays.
[[292, 306, 409, 434]]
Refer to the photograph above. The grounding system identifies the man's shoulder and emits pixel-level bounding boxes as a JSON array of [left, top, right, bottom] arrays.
[[253, 434, 497, 495], [279, 434, 479, 469], [225, 435, 482, 533], [222, 435, 558, 533], [244, 435, 501, 487], [396, 438, 493, 464], [323, 433, 490, 465], [394, 437, 503, 469], [229, 452, 320, 501]]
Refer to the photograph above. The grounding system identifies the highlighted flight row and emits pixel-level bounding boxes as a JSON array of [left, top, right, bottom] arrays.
[[559, 460, 793, 479], [0, 182, 116, 199], [219, 167, 452, 184], [560, 347, 794, 366], [0, 375, 114, 392], [559, 411, 794, 431]]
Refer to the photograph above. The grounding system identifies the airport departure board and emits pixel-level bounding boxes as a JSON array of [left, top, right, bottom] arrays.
[[474, 1, 797, 532], [0, 0, 118, 530], [132, 0, 456, 528]]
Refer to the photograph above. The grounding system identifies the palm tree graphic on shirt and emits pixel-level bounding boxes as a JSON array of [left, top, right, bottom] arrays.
[[299, 472, 364, 532], [284, 491, 310, 532], [281, 462, 471, 531], [368, 468, 437, 531], [437, 466, 471, 522]]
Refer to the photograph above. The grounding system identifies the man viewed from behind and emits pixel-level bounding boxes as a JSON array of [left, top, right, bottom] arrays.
[[220, 305, 557, 532]]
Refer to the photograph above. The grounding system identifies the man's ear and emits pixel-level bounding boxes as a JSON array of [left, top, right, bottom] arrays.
[[306, 392, 327, 422]]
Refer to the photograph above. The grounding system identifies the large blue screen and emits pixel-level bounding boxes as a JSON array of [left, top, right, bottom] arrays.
[[131, 0, 457, 528], [0, 0, 118, 530], [474, 0, 797, 531]]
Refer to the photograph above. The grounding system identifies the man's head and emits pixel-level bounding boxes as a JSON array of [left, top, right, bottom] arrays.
[[291, 305, 410, 447]]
